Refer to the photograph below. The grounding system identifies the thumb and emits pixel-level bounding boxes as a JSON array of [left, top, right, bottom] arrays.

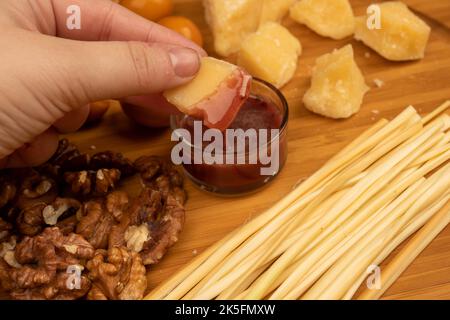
[[62, 40, 201, 103]]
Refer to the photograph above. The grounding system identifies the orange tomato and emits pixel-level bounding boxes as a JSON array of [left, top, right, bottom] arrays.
[[158, 16, 203, 47], [87, 100, 111, 123], [121, 0, 173, 21]]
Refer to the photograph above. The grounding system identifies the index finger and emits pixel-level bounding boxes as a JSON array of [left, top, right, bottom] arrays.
[[50, 0, 206, 55]]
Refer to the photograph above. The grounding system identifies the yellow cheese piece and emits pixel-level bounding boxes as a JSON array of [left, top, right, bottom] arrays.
[[164, 57, 238, 109], [237, 22, 301, 88], [354, 1, 431, 61], [290, 0, 355, 40], [203, 0, 262, 57], [260, 0, 296, 25], [303, 45, 369, 119]]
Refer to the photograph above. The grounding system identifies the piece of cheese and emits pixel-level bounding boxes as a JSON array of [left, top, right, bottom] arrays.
[[303, 45, 369, 119], [237, 22, 301, 89], [260, 0, 296, 25], [354, 1, 431, 61], [203, 0, 262, 57], [164, 57, 251, 131], [290, 0, 355, 40]]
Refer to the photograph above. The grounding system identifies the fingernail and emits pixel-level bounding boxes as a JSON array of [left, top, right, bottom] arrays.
[[169, 47, 200, 78]]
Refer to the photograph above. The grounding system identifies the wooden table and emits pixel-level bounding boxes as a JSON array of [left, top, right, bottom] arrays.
[[3, 0, 450, 300]]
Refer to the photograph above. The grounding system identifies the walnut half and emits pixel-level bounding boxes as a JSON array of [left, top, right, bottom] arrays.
[[109, 187, 185, 266], [0, 227, 95, 300], [86, 247, 147, 300], [76, 200, 116, 249], [64, 169, 121, 197], [124, 224, 150, 253], [43, 198, 81, 226], [0, 236, 21, 268]]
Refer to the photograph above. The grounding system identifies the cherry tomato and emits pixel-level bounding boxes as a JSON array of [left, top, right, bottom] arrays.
[[121, 0, 173, 21], [121, 94, 177, 128], [87, 100, 111, 123], [158, 16, 203, 47]]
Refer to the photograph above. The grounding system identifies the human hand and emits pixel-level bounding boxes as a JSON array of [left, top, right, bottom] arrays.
[[0, 0, 205, 168]]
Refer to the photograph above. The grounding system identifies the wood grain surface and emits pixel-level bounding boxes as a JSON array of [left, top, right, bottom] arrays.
[[1, 0, 449, 300], [403, 0, 450, 29]]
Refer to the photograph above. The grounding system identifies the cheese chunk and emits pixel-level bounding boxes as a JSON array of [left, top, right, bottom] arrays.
[[303, 45, 369, 119], [203, 0, 262, 57], [354, 1, 430, 61], [260, 0, 296, 25], [237, 22, 301, 88], [290, 0, 355, 40], [164, 57, 251, 131]]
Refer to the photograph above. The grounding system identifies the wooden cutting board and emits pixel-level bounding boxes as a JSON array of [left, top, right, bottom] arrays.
[[70, 0, 450, 300], [2, 0, 449, 300]]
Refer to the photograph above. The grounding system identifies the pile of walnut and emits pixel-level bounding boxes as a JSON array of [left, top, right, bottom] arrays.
[[0, 140, 187, 300]]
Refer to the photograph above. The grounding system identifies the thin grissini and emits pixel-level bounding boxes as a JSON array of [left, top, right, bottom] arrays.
[[145, 102, 449, 300], [245, 114, 437, 299], [286, 178, 426, 300], [174, 119, 406, 300], [307, 163, 450, 299], [357, 199, 450, 300], [344, 194, 450, 300], [192, 189, 349, 299], [259, 147, 450, 300]]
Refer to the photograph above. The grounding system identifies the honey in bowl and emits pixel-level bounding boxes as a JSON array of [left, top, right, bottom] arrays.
[[171, 79, 288, 195]]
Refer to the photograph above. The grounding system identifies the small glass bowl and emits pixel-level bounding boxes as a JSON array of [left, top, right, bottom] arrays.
[[170, 78, 289, 196]]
